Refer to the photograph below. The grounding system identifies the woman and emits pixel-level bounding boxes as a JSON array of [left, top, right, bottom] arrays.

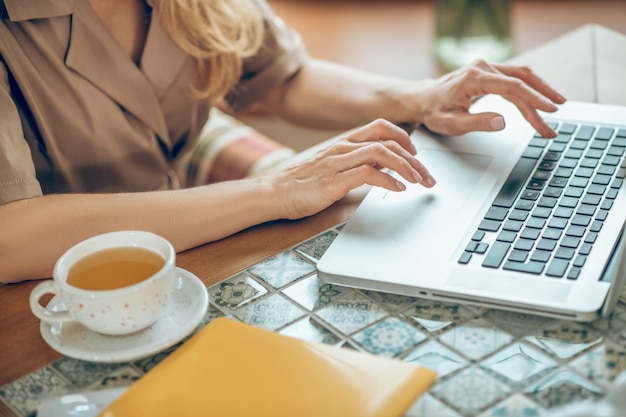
[[0, 0, 565, 283]]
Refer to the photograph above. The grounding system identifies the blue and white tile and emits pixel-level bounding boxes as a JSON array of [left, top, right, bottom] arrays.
[[524, 368, 604, 410], [50, 358, 129, 389], [525, 321, 604, 360], [438, 318, 514, 361], [316, 291, 388, 335], [480, 342, 558, 389], [569, 341, 626, 389], [405, 393, 462, 417], [0, 366, 75, 417], [294, 230, 338, 261], [431, 367, 512, 416], [208, 272, 268, 311], [403, 340, 469, 378], [248, 250, 316, 289], [352, 316, 427, 357], [590, 303, 626, 346], [477, 393, 547, 417], [279, 316, 341, 345], [282, 274, 353, 311], [82, 365, 142, 390], [231, 293, 306, 331], [402, 299, 475, 334]]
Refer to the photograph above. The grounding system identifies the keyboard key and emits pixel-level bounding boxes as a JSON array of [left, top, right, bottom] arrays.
[[537, 238, 557, 251], [590, 140, 608, 150], [570, 177, 589, 188], [561, 236, 581, 249], [520, 190, 540, 201], [526, 217, 546, 229], [492, 157, 538, 208], [546, 259, 569, 277], [548, 217, 568, 229], [575, 167, 594, 178], [564, 187, 584, 198], [508, 250, 529, 262], [559, 197, 579, 208], [530, 250, 551, 263], [571, 214, 592, 227], [567, 267, 581, 280], [579, 243, 592, 255], [543, 228, 563, 240], [554, 247, 576, 260], [482, 241, 511, 268], [502, 220, 524, 232], [595, 127, 614, 140], [529, 138, 549, 148], [465, 241, 479, 252], [522, 146, 544, 159], [559, 123, 576, 134], [544, 187, 563, 198], [595, 209, 609, 221], [484, 206, 509, 221], [471, 230, 485, 241], [576, 204, 596, 216], [509, 209, 529, 221], [458, 251, 472, 264], [503, 260, 545, 274], [478, 219, 501, 232], [592, 174, 612, 185], [573, 255, 587, 268], [576, 125, 595, 140], [590, 220, 603, 232], [496, 231, 517, 243], [554, 207, 574, 218], [549, 177, 568, 188], [514, 238, 535, 251], [565, 225, 586, 237], [475, 242, 489, 254], [520, 228, 541, 240], [585, 149, 604, 159], [532, 207, 552, 218], [598, 165, 616, 176], [515, 200, 535, 211], [581, 194, 601, 206]]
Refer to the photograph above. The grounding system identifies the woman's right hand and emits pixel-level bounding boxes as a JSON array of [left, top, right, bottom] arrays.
[[269, 118, 436, 220]]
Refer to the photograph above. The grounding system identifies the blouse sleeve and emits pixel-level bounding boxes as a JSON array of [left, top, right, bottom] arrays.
[[225, 0, 308, 113], [0, 56, 42, 205]]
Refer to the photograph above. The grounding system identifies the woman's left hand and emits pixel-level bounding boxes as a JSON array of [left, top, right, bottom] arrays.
[[413, 59, 566, 138]]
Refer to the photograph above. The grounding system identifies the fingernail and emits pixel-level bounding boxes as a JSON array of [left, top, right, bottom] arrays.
[[556, 91, 567, 103], [490, 116, 505, 130], [412, 171, 424, 184], [396, 180, 406, 191], [426, 175, 436, 187]]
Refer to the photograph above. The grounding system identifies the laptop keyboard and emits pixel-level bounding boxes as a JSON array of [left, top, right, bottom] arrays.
[[458, 121, 626, 279]]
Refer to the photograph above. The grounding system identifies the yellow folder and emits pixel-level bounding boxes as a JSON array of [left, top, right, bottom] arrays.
[[99, 317, 436, 417]]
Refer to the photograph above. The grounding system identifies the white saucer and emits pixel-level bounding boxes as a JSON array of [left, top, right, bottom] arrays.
[[40, 268, 209, 363]]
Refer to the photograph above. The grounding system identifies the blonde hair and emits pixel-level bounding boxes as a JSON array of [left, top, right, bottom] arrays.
[[151, 0, 264, 103]]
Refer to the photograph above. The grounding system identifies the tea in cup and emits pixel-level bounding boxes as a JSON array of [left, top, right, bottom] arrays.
[[30, 230, 177, 336]]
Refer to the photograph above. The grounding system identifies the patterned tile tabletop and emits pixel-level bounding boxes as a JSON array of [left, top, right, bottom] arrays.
[[2, 224, 626, 417]]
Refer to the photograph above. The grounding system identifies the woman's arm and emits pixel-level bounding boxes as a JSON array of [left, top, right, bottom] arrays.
[[254, 58, 567, 139], [0, 119, 434, 283]]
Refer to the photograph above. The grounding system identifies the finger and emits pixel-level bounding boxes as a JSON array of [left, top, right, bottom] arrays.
[[329, 140, 435, 187], [473, 71, 559, 114], [494, 63, 567, 104], [334, 164, 408, 193], [345, 119, 417, 155]]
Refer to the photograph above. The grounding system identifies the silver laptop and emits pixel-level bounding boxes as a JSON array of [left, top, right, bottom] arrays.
[[317, 94, 626, 321]]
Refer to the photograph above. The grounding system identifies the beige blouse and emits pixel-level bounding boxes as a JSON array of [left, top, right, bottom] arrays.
[[0, 0, 307, 204]]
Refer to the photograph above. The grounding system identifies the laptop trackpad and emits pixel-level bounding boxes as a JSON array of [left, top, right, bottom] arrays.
[[384, 149, 492, 209]]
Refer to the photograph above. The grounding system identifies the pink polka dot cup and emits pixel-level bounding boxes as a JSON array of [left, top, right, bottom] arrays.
[[29, 231, 177, 336]]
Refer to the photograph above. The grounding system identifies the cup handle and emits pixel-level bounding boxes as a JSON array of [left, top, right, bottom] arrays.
[[29, 280, 73, 323]]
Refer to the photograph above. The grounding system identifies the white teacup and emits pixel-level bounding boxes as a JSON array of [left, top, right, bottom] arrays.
[[30, 230, 177, 336]]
